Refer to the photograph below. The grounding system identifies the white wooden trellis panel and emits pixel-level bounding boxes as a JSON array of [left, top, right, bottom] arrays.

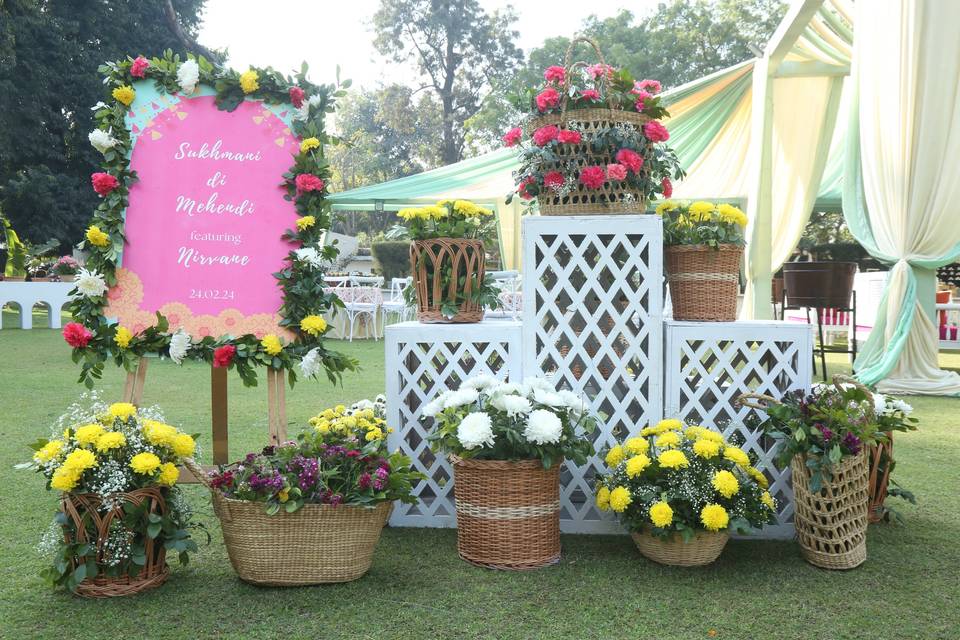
[[664, 320, 814, 539], [522, 215, 663, 534], [385, 321, 523, 528]]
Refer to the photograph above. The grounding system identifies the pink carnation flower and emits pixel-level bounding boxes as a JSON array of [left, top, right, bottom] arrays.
[[644, 120, 670, 143], [635, 79, 662, 95], [543, 171, 565, 190], [615, 148, 643, 174], [91, 172, 119, 196], [661, 177, 673, 198], [502, 127, 523, 147], [130, 56, 150, 79], [532, 125, 559, 147], [289, 86, 306, 108], [518, 177, 537, 200], [63, 322, 93, 348], [579, 89, 601, 102], [536, 86, 560, 112], [579, 166, 606, 190], [543, 66, 566, 83], [557, 129, 582, 144], [606, 163, 627, 182], [633, 90, 652, 111], [295, 173, 325, 194], [586, 63, 614, 79]]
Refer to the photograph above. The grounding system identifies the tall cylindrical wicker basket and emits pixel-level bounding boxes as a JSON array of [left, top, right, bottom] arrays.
[[664, 244, 742, 321], [451, 455, 561, 570], [868, 434, 894, 523], [791, 451, 869, 570], [410, 238, 485, 323], [631, 530, 729, 567], [61, 488, 169, 598]]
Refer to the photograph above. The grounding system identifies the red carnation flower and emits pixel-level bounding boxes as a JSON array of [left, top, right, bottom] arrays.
[[63, 322, 93, 349], [579, 89, 601, 102], [615, 148, 644, 174], [130, 56, 150, 79], [543, 171, 565, 190], [532, 125, 559, 147], [213, 344, 237, 368], [289, 86, 306, 108], [91, 172, 119, 197], [517, 177, 537, 200], [644, 120, 670, 143], [661, 177, 673, 198], [295, 173, 325, 194], [502, 127, 523, 147], [606, 163, 627, 182], [579, 166, 606, 190], [543, 65, 566, 84], [557, 129, 582, 144], [535, 86, 560, 112]]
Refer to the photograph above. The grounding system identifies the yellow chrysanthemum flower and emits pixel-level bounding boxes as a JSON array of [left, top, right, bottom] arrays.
[[761, 491, 776, 511], [300, 137, 320, 153], [657, 449, 689, 470], [684, 426, 704, 440], [624, 436, 649, 455], [698, 430, 724, 443], [239, 69, 259, 94], [655, 200, 678, 215], [747, 466, 769, 489], [114, 326, 133, 349], [296, 215, 316, 231], [261, 334, 283, 356], [421, 205, 447, 220], [313, 420, 330, 434], [604, 445, 625, 468], [688, 201, 716, 221], [625, 454, 651, 478], [712, 470, 740, 498], [300, 314, 328, 337], [74, 423, 105, 446], [723, 446, 750, 467], [649, 501, 674, 528], [717, 203, 746, 226], [130, 452, 161, 475], [656, 418, 684, 432], [109, 402, 137, 421], [95, 431, 126, 453], [397, 207, 421, 221], [158, 462, 179, 486], [51, 466, 80, 491], [655, 431, 681, 449], [63, 448, 97, 472], [112, 85, 136, 106], [34, 440, 65, 463], [171, 433, 196, 457], [365, 427, 384, 441], [701, 503, 729, 531], [693, 438, 721, 459], [86, 225, 110, 247], [609, 486, 632, 513], [595, 486, 611, 511], [142, 420, 177, 447]]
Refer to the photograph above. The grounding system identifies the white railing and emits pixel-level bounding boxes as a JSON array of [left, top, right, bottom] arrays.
[[0, 281, 74, 329]]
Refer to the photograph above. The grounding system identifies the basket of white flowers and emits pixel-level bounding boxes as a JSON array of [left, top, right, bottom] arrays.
[[423, 375, 597, 570]]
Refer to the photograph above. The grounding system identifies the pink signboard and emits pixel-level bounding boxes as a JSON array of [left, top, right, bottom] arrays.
[[105, 95, 300, 338]]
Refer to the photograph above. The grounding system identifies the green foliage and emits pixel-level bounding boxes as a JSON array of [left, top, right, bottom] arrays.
[[371, 241, 411, 281]]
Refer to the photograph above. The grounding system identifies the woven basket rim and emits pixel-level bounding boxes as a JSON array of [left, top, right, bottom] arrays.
[[449, 454, 560, 471], [412, 237, 484, 246], [633, 528, 730, 543], [214, 494, 392, 513], [664, 243, 744, 253], [529, 107, 652, 128]]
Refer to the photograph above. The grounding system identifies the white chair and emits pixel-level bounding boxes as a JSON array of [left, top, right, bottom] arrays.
[[381, 277, 414, 327], [350, 275, 384, 288], [339, 286, 383, 341], [484, 270, 521, 320]]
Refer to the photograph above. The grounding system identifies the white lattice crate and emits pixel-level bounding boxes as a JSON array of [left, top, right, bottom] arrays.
[[385, 320, 523, 528], [664, 319, 814, 539], [522, 214, 663, 533]]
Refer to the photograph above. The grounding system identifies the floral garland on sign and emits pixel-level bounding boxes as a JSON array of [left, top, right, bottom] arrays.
[[66, 51, 357, 388]]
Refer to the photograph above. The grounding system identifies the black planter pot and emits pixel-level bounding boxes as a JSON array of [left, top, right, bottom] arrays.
[[782, 261, 857, 308]]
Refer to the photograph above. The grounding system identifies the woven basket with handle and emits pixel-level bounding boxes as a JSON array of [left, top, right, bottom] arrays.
[[451, 455, 561, 570], [631, 529, 730, 567], [185, 459, 392, 585], [528, 37, 650, 215], [665, 244, 742, 321], [410, 238, 485, 323]]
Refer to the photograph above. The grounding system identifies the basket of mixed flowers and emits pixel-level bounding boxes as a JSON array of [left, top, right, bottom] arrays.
[[595, 418, 777, 566], [20, 395, 199, 597], [194, 397, 422, 585], [505, 37, 684, 214]]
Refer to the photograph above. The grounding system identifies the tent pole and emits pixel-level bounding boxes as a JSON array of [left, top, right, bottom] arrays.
[[748, 56, 775, 320]]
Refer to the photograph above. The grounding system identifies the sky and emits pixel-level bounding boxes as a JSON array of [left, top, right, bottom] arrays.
[[199, 0, 663, 89]]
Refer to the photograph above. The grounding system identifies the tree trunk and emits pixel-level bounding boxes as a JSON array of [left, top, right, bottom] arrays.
[[440, 94, 459, 165]]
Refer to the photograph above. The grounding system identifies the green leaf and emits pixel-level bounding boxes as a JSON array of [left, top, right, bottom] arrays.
[[146, 522, 162, 539]]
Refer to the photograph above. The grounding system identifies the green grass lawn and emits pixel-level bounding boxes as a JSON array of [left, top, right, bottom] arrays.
[[1, 327, 959, 639]]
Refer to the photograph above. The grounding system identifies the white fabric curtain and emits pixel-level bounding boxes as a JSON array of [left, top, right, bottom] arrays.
[[849, 0, 960, 394]]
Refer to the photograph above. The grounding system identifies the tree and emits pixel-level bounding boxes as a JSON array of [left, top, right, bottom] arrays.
[[372, 0, 523, 165], [0, 0, 211, 248]]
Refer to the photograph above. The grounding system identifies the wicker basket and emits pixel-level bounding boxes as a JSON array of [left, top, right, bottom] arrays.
[[61, 488, 169, 598], [868, 434, 894, 523], [410, 238, 485, 323], [451, 455, 561, 570], [631, 529, 730, 567], [664, 244, 742, 321], [791, 451, 869, 570], [186, 459, 392, 585], [528, 37, 650, 216]]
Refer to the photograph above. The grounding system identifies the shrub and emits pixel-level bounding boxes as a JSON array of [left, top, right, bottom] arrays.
[[371, 241, 411, 281]]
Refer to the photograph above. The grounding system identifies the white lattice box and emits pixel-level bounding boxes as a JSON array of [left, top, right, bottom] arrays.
[[385, 321, 523, 528], [664, 320, 814, 539], [523, 215, 663, 533]]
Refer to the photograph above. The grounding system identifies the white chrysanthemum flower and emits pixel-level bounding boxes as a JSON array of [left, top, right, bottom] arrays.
[[873, 394, 888, 416], [524, 409, 563, 445], [299, 347, 321, 378], [891, 399, 913, 415], [88, 129, 118, 154], [521, 376, 555, 396], [533, 388, 565, 407], [492, 382, 522, 396], [461, 374, 499, 391], [177, 59, 200, 95], [457, 411, 495, 449], [168, 329, 191, 365], [421, 395, 446, 418], [294, 247, 325, 270], [490, 393, 532, 417], [90, 101, 109, 111], [443, 388, 479, 409], [72, 268, 108, 298], [557, 390, 588, 416]]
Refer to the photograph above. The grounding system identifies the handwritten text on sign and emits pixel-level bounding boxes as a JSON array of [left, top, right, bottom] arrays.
[[111, 95, 300, 337]]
